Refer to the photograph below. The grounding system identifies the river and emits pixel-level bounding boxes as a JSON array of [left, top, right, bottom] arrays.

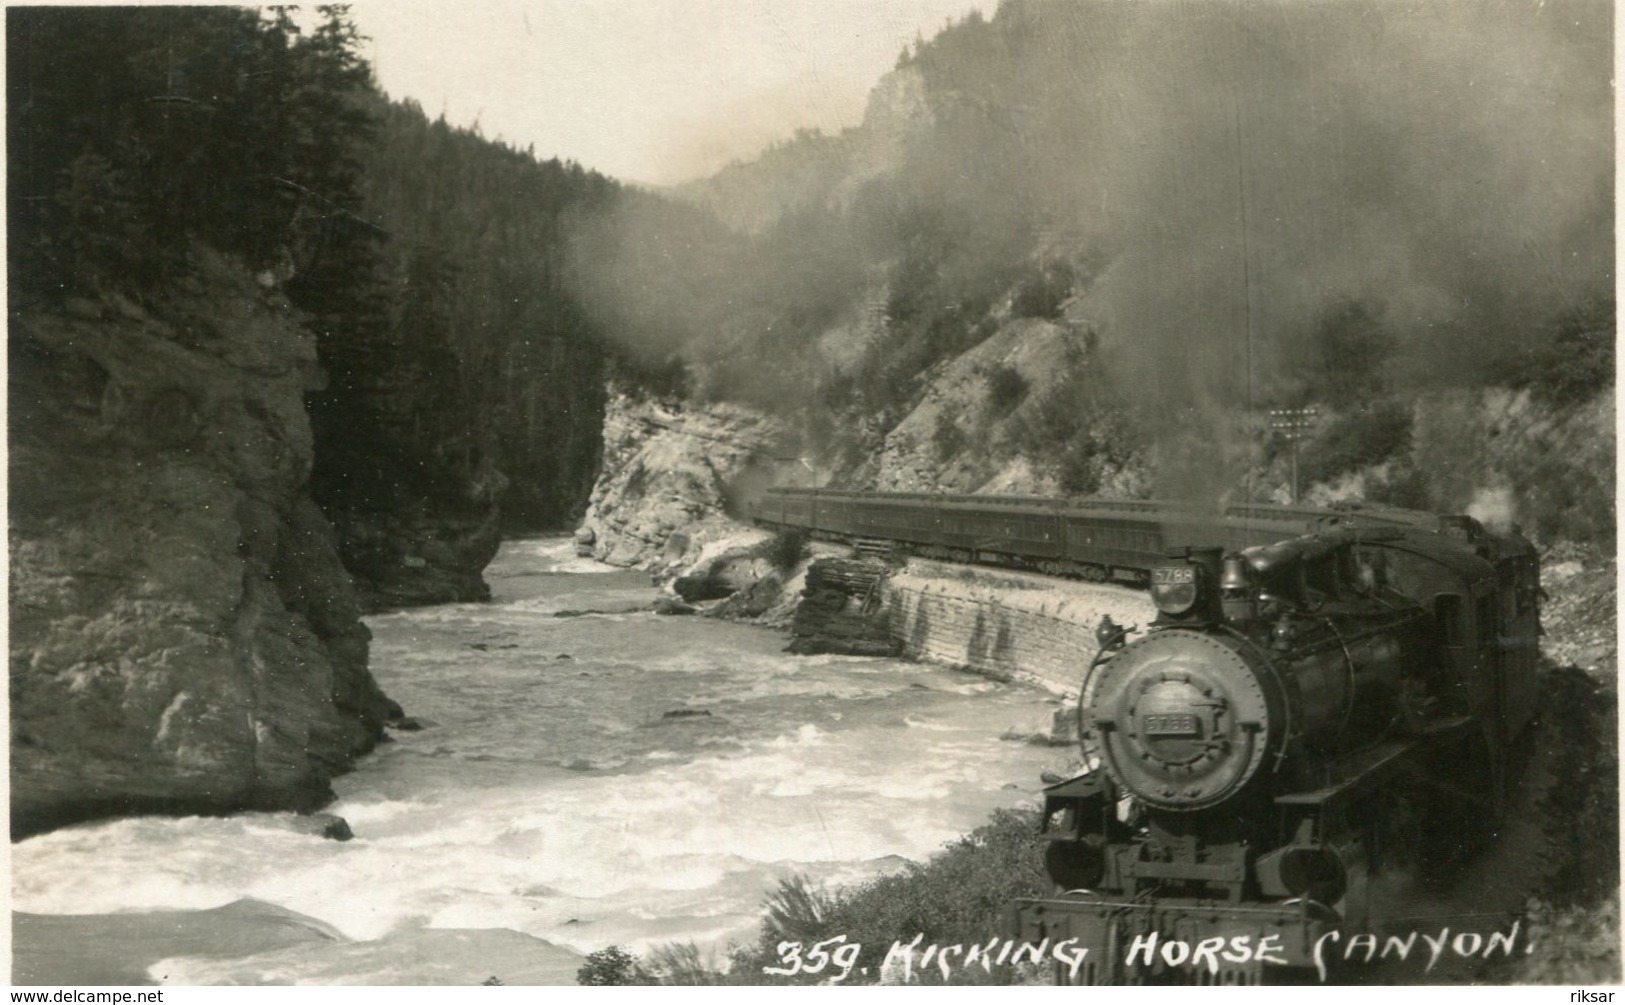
[[12, 538, 1065, 983]]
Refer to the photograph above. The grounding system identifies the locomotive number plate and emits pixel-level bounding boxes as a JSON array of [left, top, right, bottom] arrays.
[[1142, 713, 1199, 735]]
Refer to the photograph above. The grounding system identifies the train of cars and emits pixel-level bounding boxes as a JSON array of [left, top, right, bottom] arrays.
[[746, 486, 1441, 583], [749, 486, 1543, 984]]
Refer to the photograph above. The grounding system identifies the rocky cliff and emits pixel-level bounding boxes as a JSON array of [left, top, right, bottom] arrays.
[[671, 65, 930, 236], [579, 388, 789, 574], [9, 249, 396, 837], [855, 315, 1145, 498]]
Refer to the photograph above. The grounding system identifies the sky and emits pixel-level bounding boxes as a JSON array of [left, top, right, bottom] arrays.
[[349, 0, 988, 186]]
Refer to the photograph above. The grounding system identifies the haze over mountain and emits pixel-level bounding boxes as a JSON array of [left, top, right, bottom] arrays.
[[569, 0, 1612, 526]]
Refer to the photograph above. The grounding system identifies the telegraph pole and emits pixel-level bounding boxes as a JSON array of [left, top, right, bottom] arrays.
[[1268, 407, 1319, 503]]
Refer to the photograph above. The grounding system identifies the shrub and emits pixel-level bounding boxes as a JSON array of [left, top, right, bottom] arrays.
[[1364, 461, 1434, 511], [985, 364, 1029, 418], [1011, 260, 1073, 320], [1516, 297, 1615, 408], [933, 411, 970, 461], [1522, 447, 1617, 551], [576, 946, 647, 986], [732, 808, 1048, 984], [1514, 897, 1621, 984], [641, 943, 728, 985], [765, 528, 810, 572], [1056, 438, 1105, 496], [763, 873, 837, 942], [1298, 400, 1413, 488], [1008, 368, 1138, 496]]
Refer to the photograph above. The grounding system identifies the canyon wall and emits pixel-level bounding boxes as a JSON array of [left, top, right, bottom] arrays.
[[579, 388, 788, 573], [9, 250, 396, 837]]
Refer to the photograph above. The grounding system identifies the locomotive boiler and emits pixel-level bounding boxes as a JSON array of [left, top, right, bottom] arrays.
[[1010, 517, 1541, 984]]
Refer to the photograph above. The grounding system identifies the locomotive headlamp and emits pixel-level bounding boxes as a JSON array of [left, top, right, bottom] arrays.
[[1150, 565, 1199, 616]]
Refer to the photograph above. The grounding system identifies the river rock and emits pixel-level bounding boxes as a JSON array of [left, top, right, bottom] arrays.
[[573, 525, 596, 557], [672, 571, 736, 602], [652, 595, 698, 616], [292, 813, 355, 841], [1049, 704, 1081, 746], [152, 924, 585, 986], [1039, 767, 1071, 785], [706, 570, 786, 621], [8, 249, 394, 838], [387, 717, 436, 732]]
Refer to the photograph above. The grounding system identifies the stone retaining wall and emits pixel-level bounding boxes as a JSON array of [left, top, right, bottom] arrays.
[[883, 560, 1155, 696]]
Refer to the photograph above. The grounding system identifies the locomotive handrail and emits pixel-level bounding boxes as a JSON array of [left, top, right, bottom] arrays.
[[1077, 637, 1128, 770], [1214, 623, 1297, 775], [1322, 616, 1359, 743]]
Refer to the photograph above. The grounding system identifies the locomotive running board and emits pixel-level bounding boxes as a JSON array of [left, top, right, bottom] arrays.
[[1274, 715, 1474, 808]]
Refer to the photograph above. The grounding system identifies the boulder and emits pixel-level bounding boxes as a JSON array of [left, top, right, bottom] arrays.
[[672, 572, 736, 602], [573, 525, 597, 557], [386, 717, 436, 732], [12, 899, 344, 986], [707, 570, 786, 620], [1049, 704, 1082, 746], [291, 813, 355, 841], [652, 596, 698, 616]]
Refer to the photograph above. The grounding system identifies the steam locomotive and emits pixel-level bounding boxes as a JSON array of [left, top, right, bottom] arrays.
[[1011, 516, 1542, 983], [748, 487, 1541, 983]]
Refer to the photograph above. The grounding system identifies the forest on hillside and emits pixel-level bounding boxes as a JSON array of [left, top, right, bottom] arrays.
[[8, 4, 633, 562]]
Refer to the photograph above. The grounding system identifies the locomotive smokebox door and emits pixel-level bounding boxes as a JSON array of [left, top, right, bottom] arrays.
[[1086, 630, 1275, 812]]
